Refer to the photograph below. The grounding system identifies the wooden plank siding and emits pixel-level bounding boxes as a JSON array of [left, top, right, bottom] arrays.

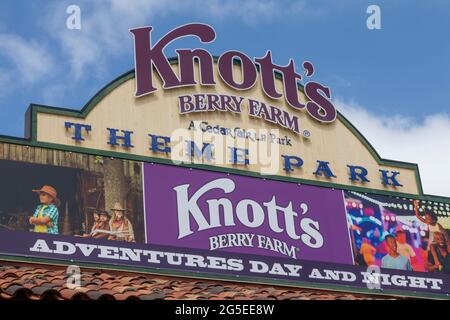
[[0, 142, 142, 186]]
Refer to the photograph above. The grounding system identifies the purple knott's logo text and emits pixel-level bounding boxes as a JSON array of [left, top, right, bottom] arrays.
[[129, 23, 337, 123], [144, 164, 354, 264]]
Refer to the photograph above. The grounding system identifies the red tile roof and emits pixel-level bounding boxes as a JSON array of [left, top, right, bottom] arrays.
[[0, 262, 401, 300]]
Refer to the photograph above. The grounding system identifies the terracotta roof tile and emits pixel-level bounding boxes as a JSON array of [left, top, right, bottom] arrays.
[[112, 293, 138, 300], [0, 272, 19, 279], [59, 288, 79, 300], [139, 293, 167, 300], [5, 284, 27, 296], [0, 261, 408, 300], [97, 273, 115, 281], [72, 287, 91, 294], [39, 289, 62, 300]]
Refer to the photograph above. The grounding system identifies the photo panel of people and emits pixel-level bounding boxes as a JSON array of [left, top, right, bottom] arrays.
[[345, 191, 450, 274], [0, 144, 145, 243]]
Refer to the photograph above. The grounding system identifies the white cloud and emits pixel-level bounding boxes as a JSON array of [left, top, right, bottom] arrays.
[[47, 0, 184, 79], [46, 0, 317, 80], [331, 75, 352, 88], [336, 99, 450, 198], [0, 34, 54, 84]]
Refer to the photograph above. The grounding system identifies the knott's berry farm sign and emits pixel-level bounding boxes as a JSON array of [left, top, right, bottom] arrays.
[[31, 23, 422, 194], [1, 23, 449, 300], [130, 23, 337, 123]]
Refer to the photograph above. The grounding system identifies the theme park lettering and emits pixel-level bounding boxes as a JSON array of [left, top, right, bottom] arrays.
[[130, 23, 337, 123], [64, 121, 404, 188]]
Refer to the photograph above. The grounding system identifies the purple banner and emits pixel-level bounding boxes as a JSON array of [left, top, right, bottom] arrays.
[[0, 229, 448, 298], [143, 163, 353, 265]]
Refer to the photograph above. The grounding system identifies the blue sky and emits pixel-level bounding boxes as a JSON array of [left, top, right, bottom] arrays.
[[0, 0, 449, 196]]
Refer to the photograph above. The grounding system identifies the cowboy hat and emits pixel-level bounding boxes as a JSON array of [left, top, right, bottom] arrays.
[[98, 210, 111, 217], [111, 202, 126, 212], [32, 185, 61, 207]]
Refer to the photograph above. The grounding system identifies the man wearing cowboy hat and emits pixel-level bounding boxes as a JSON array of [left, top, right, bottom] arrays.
[[108, 202, 135, 242], [90, 210, 111, 239], [79, 210, 111, 239], [29, 185, 60, 234]]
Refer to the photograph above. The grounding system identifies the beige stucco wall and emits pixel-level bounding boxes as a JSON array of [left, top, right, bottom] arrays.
[[36, 63, 420, 194]]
